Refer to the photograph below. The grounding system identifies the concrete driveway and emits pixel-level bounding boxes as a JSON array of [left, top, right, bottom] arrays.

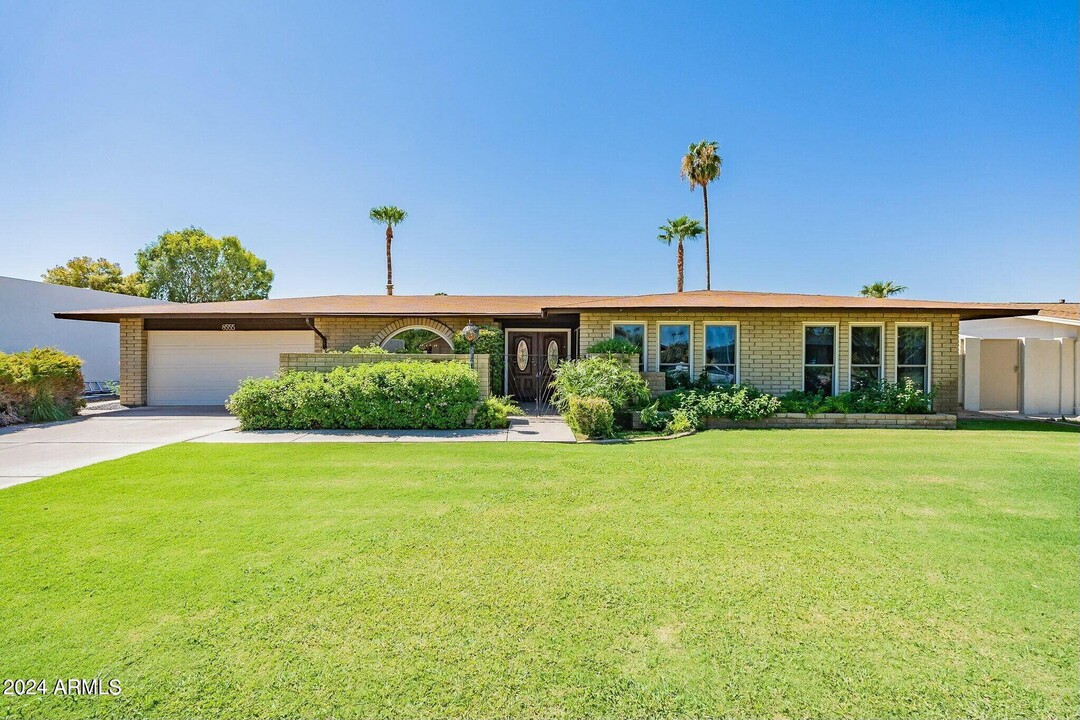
[[0, 407, 238, 489]]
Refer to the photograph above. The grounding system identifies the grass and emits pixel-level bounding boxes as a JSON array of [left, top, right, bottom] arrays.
[[0, 426, 1076, 719]]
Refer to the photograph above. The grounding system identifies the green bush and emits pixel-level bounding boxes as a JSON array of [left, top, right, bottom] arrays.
[[348, 344, 390, 354], [472, 395, 523, 429], [779, 379, 935, 415], [585, 338, 640, 355], [567, 396, 615, 439], [551, 357, 650, 414], [226, 361, 479, 430], [664, 408, 697, 435], [0, 348, 85, 425], [452, 325, 504, 396]]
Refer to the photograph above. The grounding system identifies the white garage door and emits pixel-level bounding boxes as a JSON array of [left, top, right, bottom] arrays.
[[147, 330, 314, 405]]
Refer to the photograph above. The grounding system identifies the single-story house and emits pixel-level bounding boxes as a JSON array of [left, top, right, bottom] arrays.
[[959, 303, 1079, 415], [55, 290, 1041, 411], [0, 275, 172, 386]]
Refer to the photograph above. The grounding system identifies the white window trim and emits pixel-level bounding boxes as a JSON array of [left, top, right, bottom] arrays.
[[609, 320, 648, 371], [702, 321, 740, 385], [848, 322, 884, 390], [894, 322, 932, 391], [801, 321, 839, 395], [657, 322, 693, 376]]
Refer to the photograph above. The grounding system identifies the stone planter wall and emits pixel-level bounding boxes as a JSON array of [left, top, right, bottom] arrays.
[[279, 352, 491, 400], [641, 372, 666, 397], [705, 413, 957, 430]]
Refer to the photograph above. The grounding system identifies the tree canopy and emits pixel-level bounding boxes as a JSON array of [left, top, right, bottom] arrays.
[[42, 256, 147, 296], [136, 227, 274, 303], [859, 281, 908, 298]]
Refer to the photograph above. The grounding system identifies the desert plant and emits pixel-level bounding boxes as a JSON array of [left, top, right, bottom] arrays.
[[369, 205, 407, 295], [550, 357, 650, 414], [680, 140, 722, 290], [567, 396, 615, 439], [657, 215, 704, 292], [859, 281, 908, 298]]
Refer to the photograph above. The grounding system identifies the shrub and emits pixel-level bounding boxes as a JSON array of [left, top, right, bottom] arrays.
[[349, 344, 390, 354], [452, 325, 504, 396], [779, 379, 935, 415], [0, 348, 85, 425], [567, 396, 614, 439], [472, 395, 524, 429], [226, 360, 479, 430], [585, 338, 640, 355], [664, 408, 697, 435], [551, 357, 650, 415]]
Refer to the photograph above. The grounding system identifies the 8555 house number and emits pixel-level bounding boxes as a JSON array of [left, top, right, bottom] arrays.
[[4, 678, 121, 696]]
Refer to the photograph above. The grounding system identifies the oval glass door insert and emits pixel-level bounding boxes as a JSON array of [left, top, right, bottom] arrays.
[[516, 339, 529, 371], [546, 339, 560, 369]]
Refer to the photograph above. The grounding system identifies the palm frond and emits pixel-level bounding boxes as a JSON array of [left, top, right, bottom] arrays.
[[369, 205, 408, 225]]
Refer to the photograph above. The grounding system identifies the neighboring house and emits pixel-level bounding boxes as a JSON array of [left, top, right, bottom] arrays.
[[0, 276, 171, 385], [959, 303, 1079, 416], [55, 290, 1040, 410]]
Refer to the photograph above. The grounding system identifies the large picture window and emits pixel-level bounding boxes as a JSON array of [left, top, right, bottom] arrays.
[[612, 323, 645, 371], [658, 323, 691, 387], [803, 324, 836, 395], [703, 323, 738, 386], [896, 325, 930, 392], [849, 324, 883, 390]]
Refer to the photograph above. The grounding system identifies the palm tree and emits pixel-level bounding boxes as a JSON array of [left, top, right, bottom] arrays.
[[680, 141, 722, 291], [657, 216, 704, 292], [369, 206, 407, 295], [859, 281, 908, 298]]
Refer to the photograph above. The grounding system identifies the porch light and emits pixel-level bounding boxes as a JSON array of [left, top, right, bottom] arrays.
[[462, 322, 481, 368]]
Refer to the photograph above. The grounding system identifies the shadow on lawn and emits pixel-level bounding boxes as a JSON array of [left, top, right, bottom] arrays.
[[958, 419, 1080, 433]]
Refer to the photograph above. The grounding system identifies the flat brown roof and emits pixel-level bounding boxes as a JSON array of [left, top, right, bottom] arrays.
[[54, 290, 1045, 322]]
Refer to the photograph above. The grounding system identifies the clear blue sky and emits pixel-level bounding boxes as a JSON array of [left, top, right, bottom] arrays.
[[0, 1, 1075, 302]]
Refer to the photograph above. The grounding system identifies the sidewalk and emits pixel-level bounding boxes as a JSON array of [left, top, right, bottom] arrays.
[[190, 415, 576, 444]]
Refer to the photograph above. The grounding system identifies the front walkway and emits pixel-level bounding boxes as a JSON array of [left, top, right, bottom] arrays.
[[191, 416, 576, 444]]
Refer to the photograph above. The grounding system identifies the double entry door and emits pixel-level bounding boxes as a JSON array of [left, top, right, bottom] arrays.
[[506, 331, 569, 406]]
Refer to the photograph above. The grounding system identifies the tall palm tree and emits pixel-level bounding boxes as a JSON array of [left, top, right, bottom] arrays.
[[680, 140, 722, 291], [657, 216, 704, 292], [369, 206, 407, 295], [859, 281, 908, 298]]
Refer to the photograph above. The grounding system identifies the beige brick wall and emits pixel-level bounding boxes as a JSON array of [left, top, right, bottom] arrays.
[[119, 317, 147, 406], [579, 310, 960, 412], [312, 316, 496, 352], [280, 352, 491, 400]]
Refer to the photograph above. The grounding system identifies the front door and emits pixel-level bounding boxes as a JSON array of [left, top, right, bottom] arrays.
[[506, 331, 568, 405]]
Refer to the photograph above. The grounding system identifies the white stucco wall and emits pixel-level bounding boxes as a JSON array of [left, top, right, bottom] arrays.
[[961, 316, 1080, 340], [0, 276, 170, 383]]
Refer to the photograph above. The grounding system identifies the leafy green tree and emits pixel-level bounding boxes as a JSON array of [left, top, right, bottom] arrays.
[[42, 256, 147, 296], [657, 216, 704, 292], [369, 206, 407, 296], [680, 140, 723, 290], [136, 227, 273, 303], [859, 281, 908, 298]]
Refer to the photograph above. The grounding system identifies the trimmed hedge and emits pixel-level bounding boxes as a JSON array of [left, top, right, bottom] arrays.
[[226, 361, 479, 430], [0, 348, 85, 425]]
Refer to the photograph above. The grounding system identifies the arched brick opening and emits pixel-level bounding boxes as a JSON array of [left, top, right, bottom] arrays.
[[372, 318, 456, 350]]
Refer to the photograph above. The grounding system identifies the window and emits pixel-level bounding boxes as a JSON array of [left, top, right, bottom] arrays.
[[849, 324, 883, 390], [658, 323, 691, 387], [896, 325, 930, 392], [803, 324, 836, 395], [611, 323, 646, 371], [703, 323, 738, 386]]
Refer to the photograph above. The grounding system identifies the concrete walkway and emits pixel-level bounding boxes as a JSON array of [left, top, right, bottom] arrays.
[[191, 416, 576, 444], [0, 406, 239, 488]]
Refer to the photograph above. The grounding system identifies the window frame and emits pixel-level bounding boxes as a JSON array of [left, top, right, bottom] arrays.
[[609, 321, 647, 371], [848, 322, 884, 391], [656, 322, 693, 376], [702, 321, 740, 386], [894, 322, 932, 392], [801, 321, 839, 396]]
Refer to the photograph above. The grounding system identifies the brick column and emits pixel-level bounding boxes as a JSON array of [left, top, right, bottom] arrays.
[[120, 318, 147, 406]]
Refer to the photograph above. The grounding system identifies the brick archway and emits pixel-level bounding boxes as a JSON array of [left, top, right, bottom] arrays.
[[372, 318, 456, 349]]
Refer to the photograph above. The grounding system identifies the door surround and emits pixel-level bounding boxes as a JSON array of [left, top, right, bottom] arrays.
[[502, 327, 572, 395]]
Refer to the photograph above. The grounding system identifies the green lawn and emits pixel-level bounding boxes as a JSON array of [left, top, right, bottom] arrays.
[[1, 423, 1077, 719]]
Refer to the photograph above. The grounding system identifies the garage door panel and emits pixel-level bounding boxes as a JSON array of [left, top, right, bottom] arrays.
[[147, 331, 313, 405]]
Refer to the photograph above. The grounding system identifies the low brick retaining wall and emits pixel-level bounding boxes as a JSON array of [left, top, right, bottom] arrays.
[[705, 413, 957, 430], [279, 353, 491, 400]]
